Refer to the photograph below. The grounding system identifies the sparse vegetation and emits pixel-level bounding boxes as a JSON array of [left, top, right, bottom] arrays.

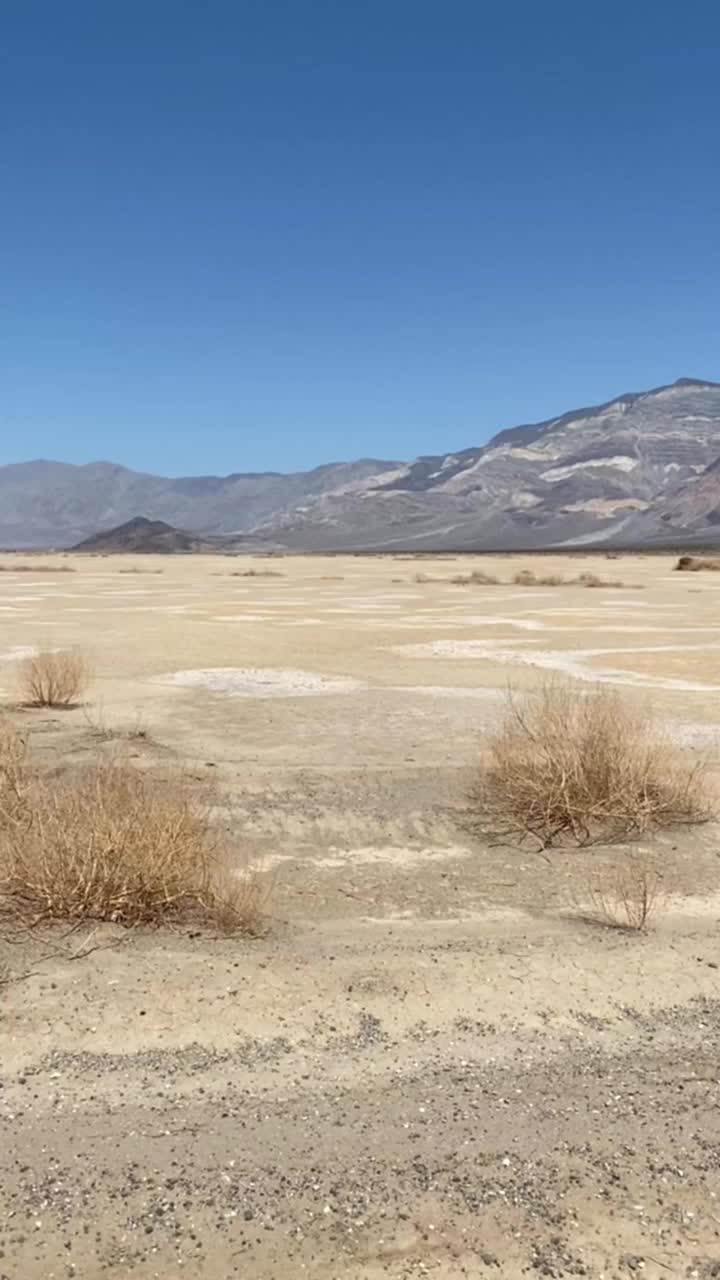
[[0, 563, 75, 573], [117, 567, 164, 574], [17, 650, 89, 708], [470, 683, 710, 847], [451, 569, 500, 585], [82, 706, 152, 744], [675, 555, 720, 572], [230, 569, 284, 577], [513, 569, 565, 586], [512, 569, 628, 588], [416, 569, 500, 585], [582, 849, 665, 931], [0, 722, 27, 827], [0, 758, 266, 932]]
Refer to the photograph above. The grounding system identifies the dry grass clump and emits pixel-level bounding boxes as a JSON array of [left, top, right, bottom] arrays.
[[513, 569, 565, 587], [230, 569, 284, 577], [0, 563, 75, 573], [117, 567, 164, 574], [451, 570, 500, 586], [471, 683, 710, 847], [512, 569, 627, 588], [575, 571, 623, 588], [0, 759, 266, 933], [675, 555, 720, 572], [17, 650, 89, 708], [416, 569, 500, 585], [582, 849, 665, 931], [0, 722, 27, 828]]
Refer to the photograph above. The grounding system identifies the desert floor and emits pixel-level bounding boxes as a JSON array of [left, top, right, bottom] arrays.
[[1, 550, 719, 1279]]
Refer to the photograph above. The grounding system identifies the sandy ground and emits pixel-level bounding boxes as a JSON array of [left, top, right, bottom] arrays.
[[1, 550, 720, 1279]]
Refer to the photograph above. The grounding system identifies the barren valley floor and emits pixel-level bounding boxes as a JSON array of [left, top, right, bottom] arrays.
[[1, 551, 719, 1279]]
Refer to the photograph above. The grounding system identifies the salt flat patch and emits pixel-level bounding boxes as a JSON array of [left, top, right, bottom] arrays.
[[312, 843, 472, 870], [154, 667, 366, 697], [479, 644, 720, 692], [391, 639, 539, 657], [391, 638, 720, 692], [0, 645, 37, 663], [394, 685, 503, 700], [462, 616, 547, 630], [598, 598, 672, 608], [665, 720, 720, 747], [213, 614, 274, 623]]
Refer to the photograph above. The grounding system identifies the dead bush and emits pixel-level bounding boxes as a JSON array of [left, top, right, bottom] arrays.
[[451, 570, 500, 585], [0, 563, 75, 573], [513, 570, 565, 587], [230, 568, 284, 577], [470, 683, 710, 847], [17, 650, 89, 708], [0, 722, 27, 827], [583, 849, 665, 930], [0, 761, 266, 932], [513, 569, 628, 588], [576, 572, 623, 588], [675, 555, 720, 572]]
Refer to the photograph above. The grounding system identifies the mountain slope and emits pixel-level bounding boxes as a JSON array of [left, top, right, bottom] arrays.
[[253, 378, 720, 549], [614, 455, 720, 546], [0, 458, 400, 547], [3, 378, 720, 549]]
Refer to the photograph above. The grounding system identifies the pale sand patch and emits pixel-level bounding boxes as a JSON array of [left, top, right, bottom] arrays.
[[213, 614, 275, 623], [393, 685, 503, 700], [479, 645, 720, 692], [0, 645, 38, 663], [153, 667, 366, 697], [462, 616, 547, 630], [597, 598, 676, 608], [665, 720, 720, 747], [392, 639, 720, 692], [257, 843, 472, 871], [391, 639, 539, 657]]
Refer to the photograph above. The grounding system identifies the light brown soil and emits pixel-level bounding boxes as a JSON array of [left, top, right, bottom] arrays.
[[1, 551, 720, 1279]]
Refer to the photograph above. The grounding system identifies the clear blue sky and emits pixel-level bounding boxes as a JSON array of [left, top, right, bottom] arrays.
[[2, 1, 719, 476]]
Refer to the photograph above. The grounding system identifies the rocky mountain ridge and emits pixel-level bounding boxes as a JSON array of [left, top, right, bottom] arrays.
[[3, 378, 720, 548]]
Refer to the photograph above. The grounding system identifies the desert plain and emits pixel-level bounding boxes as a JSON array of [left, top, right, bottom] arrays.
[[1, 550, 720, 1280]]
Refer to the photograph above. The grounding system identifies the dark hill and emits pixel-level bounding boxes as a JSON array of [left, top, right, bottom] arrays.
[[73, 516, 211, 554]]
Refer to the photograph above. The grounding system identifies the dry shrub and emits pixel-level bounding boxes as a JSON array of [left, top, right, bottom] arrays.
[[17, 650, 89, 708], [230, 569, 284, 577], [451, 570, 500, 586], [117, 567, 164, 574], [513, 569, 565, 587], [583, 849, 665, 931], [576, 572, 623, 588], [513, 569, 627, 589], [471, 683, 710, 847], [0, 761, 266, 932], [675, 555, 720, 572], [0, 563, 75, 573], [0, 722, 27, 828]]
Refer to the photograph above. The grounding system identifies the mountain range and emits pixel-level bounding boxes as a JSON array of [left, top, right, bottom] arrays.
[[3, 377, 720, 550]]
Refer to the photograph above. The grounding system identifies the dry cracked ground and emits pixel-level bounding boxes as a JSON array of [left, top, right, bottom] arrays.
[[1, 550, 720, 1279]]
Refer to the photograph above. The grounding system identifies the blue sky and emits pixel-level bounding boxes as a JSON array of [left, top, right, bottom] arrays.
[[2, 1, 719, 476]]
